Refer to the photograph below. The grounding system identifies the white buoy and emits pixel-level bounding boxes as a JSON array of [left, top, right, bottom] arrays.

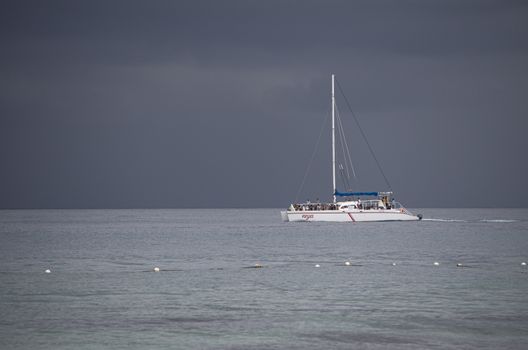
[[521, 262, 526, 266], [433, 262, 440, 266], [154, 267, 160, 272], [315, 264, 320, 268], [392, 262, 397, 266], [45, 269, 51, 274], [345, 261, 351, 266], [456, 263, 463, 267]]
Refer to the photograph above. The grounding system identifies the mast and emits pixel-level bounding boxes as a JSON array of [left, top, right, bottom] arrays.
[[332, 74, 336, 203]]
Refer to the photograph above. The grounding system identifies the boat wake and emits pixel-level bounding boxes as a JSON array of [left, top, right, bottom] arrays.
[[422, 218, 519, 223], [479, 219, 519, 223]]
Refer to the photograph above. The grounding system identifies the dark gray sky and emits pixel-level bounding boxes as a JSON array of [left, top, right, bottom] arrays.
[[1, 0, 527, 208]]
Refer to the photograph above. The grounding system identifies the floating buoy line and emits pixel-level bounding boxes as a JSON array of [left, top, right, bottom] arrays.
[[40, 261, 527, 274]]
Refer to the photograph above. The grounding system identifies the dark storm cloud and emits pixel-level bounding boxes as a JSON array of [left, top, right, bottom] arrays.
[[1, 0, 527, 208]]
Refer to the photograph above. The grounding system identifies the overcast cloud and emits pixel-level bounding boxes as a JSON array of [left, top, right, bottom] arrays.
[[1, 0, 527, 208]]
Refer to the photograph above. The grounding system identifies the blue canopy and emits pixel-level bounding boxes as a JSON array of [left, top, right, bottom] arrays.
[[334, 191, 378, 197]]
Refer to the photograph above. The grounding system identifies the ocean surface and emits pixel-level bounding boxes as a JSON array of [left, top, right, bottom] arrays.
[[0, 208, 527, 349]]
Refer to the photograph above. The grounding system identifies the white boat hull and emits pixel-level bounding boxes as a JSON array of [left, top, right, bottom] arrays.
[[281, 209, 420, 222]]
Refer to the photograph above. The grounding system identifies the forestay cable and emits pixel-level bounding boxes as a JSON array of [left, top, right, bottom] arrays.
[[294, 109, 330, 203]]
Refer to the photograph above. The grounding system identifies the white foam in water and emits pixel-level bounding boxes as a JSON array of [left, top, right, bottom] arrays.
[[480, 219, 518, 223], [422, 218, 466, 222], [423, 218, 518, 223]]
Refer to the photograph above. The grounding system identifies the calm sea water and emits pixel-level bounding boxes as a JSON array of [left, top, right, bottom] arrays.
[[0, 208, 527, 349]]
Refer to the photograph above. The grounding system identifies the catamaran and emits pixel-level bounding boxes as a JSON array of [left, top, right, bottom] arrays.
[[281, 75, 421, 222]]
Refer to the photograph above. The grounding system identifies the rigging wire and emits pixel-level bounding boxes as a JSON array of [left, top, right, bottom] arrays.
[[335, 103, 357, 180], [336, 108, 351, 181], [294, 109, 330, 203], [335, 78, 393, 191], [338, 163, 351, 191], [336, 110, 351, 191]]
